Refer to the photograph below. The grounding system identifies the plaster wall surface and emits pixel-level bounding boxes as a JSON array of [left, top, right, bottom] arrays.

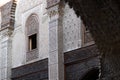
[[12, 0, 49, 68], [0, 34, 1, 79], [0, 12, 1, 28]]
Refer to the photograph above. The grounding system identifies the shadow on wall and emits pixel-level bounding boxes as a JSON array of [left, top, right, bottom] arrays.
[[80, 68, 99, 80]]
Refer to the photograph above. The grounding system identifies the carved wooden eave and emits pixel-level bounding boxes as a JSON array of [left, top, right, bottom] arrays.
[[65, 0, 120, 54], [0, 0, 17, 31], [10, 0, 17, 27]]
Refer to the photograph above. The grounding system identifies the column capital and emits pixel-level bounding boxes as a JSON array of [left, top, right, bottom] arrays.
[[0, 27, 13, 38], [48, 5, 59, 20]]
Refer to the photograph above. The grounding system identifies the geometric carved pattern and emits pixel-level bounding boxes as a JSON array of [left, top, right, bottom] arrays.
[[26, 14, 39, 62], [63, 4, 81, 52], [26, 14, 39, 35], [65, 0, 120, 79]]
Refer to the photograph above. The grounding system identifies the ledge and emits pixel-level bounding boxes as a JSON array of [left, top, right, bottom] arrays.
[[64, 44, 100, 65], [11, 58, 48, 79], [0, 26, 14, 32]]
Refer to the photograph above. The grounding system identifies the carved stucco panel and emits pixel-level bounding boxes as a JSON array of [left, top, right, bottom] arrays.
[[26, 14, 39, 35], [63, 4, 82, 52], [26, 14, 39, 61]]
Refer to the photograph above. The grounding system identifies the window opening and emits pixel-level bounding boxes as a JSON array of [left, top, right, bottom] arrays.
[[28, 34, 37, 51]]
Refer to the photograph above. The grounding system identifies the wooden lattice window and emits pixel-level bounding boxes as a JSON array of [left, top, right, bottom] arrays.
[[26, 14, 39, 62]]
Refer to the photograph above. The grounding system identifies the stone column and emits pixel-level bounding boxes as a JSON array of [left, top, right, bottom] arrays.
[[47, 0, 64, 80], [0, 27, 13, 80]]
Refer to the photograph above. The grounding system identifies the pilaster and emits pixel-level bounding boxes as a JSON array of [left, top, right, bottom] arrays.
[[0, 27, 13, 80], [47, 0, 64, 80]]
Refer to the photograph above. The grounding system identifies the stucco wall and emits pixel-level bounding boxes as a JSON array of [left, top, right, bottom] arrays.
[[12, 0, 49, 68], [0, 31, 2, 79], [0, 12, 1, 28], [63, 4, 82, 52]]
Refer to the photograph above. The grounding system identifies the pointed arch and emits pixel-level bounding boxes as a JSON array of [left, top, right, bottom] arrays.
[[25, 13, 39, 62], [26, 14, 39, 35]]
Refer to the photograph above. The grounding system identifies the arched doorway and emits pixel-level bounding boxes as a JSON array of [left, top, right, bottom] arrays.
[[80, 68, 99, 80]]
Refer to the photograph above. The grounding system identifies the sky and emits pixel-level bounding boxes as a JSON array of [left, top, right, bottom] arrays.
[[0, 0, 10, 6]]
